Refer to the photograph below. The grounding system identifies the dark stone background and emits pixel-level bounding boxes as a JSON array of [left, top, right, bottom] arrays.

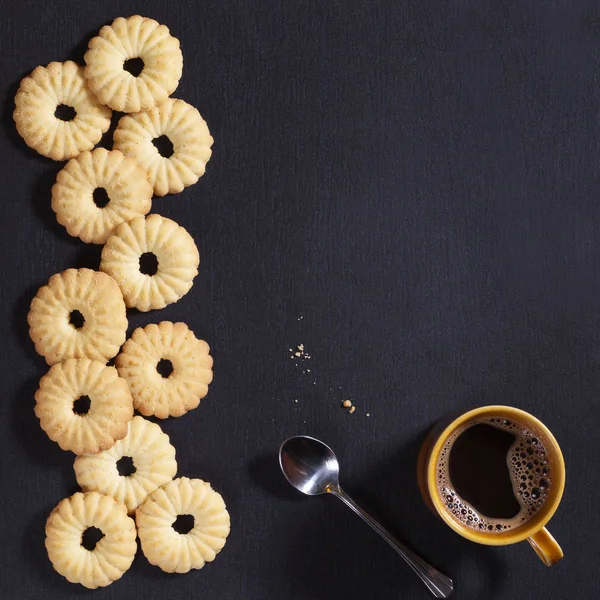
[[1, 1, 598, 598]]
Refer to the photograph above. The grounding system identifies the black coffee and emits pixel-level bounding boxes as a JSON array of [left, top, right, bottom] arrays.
[[436, 417, 552, 532]]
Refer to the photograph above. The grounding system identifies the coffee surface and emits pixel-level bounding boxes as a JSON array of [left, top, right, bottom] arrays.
[[437, 417, 552, 532], [448, 423, 521, 519]]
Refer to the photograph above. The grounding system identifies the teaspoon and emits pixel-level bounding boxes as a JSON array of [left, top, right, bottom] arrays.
[[279, 435, 454, 598]]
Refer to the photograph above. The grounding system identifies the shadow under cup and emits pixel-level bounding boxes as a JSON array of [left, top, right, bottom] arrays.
[[417, 405, 565, 566]]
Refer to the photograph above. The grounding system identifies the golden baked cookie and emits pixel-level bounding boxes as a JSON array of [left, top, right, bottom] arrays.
[[116, 322, 213, 419], [100, 214, 199, 312], [28, 268, 127, 365], [13, 61, 111, 161], [136, 477, 230, 573], [45, 491, 136, 588], [74, 416, 177, 513], [51, 148, 153, 244], [113, 98, 213, 196], [84, 15, 183, 113], [35, 358, 133, 455]]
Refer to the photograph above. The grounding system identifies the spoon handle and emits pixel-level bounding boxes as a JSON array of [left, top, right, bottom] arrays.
[[331, 487, 454, 598]]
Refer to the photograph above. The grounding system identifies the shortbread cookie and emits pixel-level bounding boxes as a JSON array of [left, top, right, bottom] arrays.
[[46, 491, 136, 588], [136, 477, 230, 573], [28, 268, 127, 365], [52, 148, 152, 244], [113, 98, 213, 196], [74, 416, 177, 513], [35, 359, 133, 455], [84, 15, 183, 113], [116, 322, 213, 419], [100, 214, 199, 312], [13, 61, 111, 161]]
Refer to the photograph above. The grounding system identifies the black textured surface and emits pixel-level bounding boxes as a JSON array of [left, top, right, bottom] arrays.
[[1, 1, 599, 599]]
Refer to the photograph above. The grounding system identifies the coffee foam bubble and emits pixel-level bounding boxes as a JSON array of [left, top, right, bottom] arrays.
[[436, 417, 552, 533]]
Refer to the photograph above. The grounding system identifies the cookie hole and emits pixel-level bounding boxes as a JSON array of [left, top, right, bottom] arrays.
[[172, 514, 195, 534], [55, 104, 76, 121], [117, 456, 136, 477], [93, 187, 110, 208], [73, 395, 91, 415], [69, 310, 85, 329], [123, 57, 144, 77], [81, 526, 104, 550], [157, 358, 174, 378], [152, 135, 174, 158], [139, 252, 159, 276]]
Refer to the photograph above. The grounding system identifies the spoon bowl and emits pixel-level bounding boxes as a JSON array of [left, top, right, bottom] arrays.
[[279, 435, 340, 495]]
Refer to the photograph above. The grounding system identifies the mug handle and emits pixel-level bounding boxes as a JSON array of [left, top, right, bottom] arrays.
[[527, 527, 563, 566]]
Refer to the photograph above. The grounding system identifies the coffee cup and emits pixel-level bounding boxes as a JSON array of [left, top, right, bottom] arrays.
[[417, 405, 565, 566]]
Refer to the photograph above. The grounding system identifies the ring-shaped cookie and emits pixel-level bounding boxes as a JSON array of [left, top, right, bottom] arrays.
[[116, 322, 213, 419], [52, 148, 153, 244], [113, 98, 213, 196], [35, 358, 134, 455], [136, 477, 230, 573], [45, 492, 137, 589], [28, 268, 128, 366], [100, 214, 199, 312], [74, 416, 177, 513], [84, 15, 183, 113], [14, 61, 111, 161]]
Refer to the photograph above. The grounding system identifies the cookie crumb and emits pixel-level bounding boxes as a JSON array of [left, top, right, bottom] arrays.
[[289, 344, 310, 361], [349, 406, 356, 414], [342, 400, 352, 408]]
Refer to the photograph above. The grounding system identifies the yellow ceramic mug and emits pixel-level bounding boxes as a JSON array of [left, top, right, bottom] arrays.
[[417, 406, 565, 566]]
